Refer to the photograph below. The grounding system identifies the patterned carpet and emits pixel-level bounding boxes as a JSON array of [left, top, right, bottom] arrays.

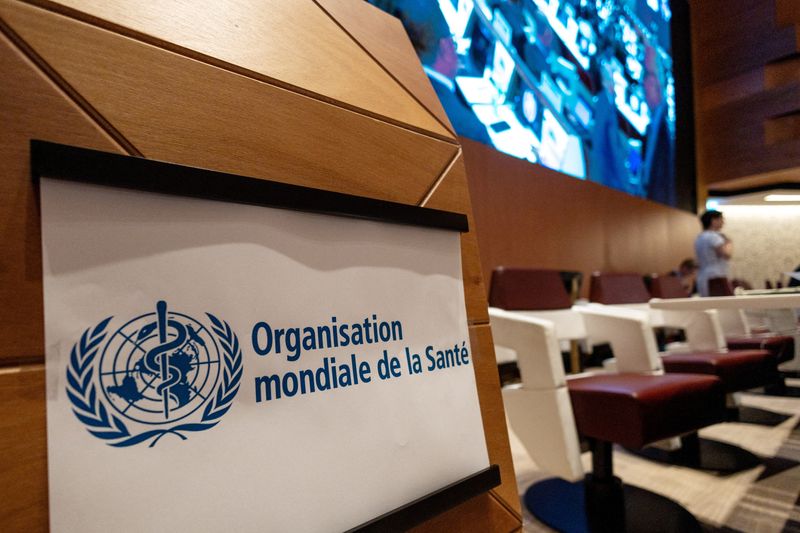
[[511, 379, 800, 532]]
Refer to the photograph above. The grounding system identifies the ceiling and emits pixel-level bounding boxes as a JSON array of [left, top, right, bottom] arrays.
[[707, 187, 800, 206]]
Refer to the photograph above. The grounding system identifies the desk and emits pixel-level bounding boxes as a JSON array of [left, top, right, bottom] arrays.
[[649, 294, 800, 311], [740, 287, 800, 296], [650, 294, 800, 370], [490, 308, 586, 373]]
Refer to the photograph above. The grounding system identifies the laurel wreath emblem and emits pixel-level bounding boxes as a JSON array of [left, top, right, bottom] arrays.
[[66, 313, 242, 447]]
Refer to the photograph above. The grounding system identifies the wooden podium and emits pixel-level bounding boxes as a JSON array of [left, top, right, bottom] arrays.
[[0, 1, 520, 530]]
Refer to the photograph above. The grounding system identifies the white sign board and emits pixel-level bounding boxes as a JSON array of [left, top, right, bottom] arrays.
[[38, 149, 490, 532]]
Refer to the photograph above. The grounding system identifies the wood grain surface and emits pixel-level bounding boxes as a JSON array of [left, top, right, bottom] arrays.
[[0, 1, 519, 530], [21, 0, 452, 139], [0, 29, 124, 365], [0, 366, 47, 532], [1, 1, 459, 204], [314, 0, 456, 137], [690, 0, 800, 190], [422, 152, 490, 325], [468, 324, 521, 517]]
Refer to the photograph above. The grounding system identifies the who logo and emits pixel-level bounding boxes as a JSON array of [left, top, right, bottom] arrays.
[[66, 301, 242, 447]]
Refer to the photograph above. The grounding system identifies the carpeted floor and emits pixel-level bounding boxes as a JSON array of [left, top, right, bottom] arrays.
[[511, 379, 800, 532]]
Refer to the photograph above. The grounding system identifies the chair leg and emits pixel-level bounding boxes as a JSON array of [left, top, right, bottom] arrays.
[[675, 432, 701, 468], [584, 439, 625, 533], [525, 439, 703, 532]]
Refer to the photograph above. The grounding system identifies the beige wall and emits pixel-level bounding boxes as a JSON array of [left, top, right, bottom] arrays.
[[719, 205, 800, 288]]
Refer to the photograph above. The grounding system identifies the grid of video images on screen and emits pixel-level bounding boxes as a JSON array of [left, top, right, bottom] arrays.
[[370, 0, 677, 206]]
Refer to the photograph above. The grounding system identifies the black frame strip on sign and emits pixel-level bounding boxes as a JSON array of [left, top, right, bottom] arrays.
[[348, 465, 501, 532], [30, 140, 468, 233]]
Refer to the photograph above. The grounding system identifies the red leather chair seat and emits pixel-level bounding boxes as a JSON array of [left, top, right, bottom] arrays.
[[727, 335, 794, 364], [661, 350, 773, 392], [567, 373, 724, 449]]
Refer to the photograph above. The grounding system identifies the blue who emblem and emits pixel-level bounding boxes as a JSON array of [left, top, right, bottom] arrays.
[[66, 301, 242, 447]]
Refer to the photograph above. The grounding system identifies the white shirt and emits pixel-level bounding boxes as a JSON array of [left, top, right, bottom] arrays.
[[694, 230, 728, 296]]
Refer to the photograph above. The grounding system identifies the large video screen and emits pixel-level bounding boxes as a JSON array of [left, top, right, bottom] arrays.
[[369, 0, 680, 207]]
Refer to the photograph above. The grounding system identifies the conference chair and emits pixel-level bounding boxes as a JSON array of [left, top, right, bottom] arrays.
[[594, 273, 789, 382], [648, 273, 689, 300], [707, 276, 734, 296], [650, 274, 797, 395], [593, 272, 793, 425], [489, 267, 588, 373], [492, 309, 725, 532], [588, 272, 670, 329], [589, 272, 652, 306], [491, 268, 767, 470], [576, 305, 764, 472]]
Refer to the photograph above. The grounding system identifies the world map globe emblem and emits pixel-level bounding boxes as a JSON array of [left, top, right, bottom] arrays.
[[66, 300, 242, 447], [99, 301, 220, 425]]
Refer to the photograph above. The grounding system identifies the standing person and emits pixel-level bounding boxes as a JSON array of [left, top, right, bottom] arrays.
[[694, 210, 733, 296]]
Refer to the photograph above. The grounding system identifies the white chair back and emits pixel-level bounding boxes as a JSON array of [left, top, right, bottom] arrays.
[[601, 302, 667, 328], [659, 309, 728, 352], [514, 308, 588, 341], [576, 305, 663, 374], [765, 309, 800, 370], [765, 308, 799, 334], [716, 308, 751, 336], [489, 308, 584, 481]]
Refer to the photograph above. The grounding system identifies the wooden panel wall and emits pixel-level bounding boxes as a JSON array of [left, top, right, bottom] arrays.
[[690, 0, 800, 194], [0, 0, 520, 530], [462, 137, 700, 296]]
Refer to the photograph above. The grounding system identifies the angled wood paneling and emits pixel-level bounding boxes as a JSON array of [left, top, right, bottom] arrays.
[[0, 366, 47, 531], [0, 2, 518, 531], [423, 151, 520, 520], [776, 0, 800, 26], [708, 167, 800, 193], [409, 492, 520, 533], [314, 0, 456, 138], [727, 139, 800, 180], [0, 30, 123, 364], [765, 56, 800, 89], [23, 0, 452, 139], [765, 111, 800, 144], [421, 153, 489, 325], [691, 0, 800, 192], [691, 0, 799, 86], [697, 69, 765, 112], [468, 324, 521, 517], [1, 0, 458, 204]]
